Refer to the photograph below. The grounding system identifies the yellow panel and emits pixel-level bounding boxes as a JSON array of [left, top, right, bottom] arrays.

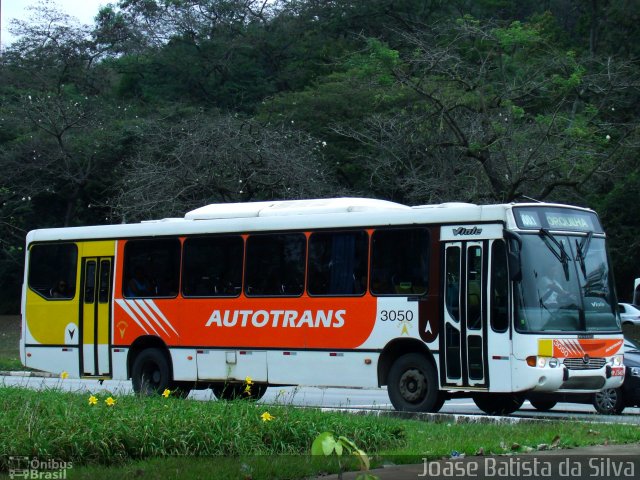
[[538, 339, 553, 357], [25, 289, 78, 345], [80, 241, 116, 257]]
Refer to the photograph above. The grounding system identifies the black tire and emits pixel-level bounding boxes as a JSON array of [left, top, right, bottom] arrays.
[[593, 388, 625, 415], [212, 382, 268, 401], [529, 399, 557, 412], [387, 353, 441, 412], [132, 348, 172, 395], [473, 393, 524, 415]]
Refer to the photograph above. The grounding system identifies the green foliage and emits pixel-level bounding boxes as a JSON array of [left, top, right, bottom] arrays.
[[0, 387, 405, 469], [493, 20, 541, 49], [312, 431, 376, 479]]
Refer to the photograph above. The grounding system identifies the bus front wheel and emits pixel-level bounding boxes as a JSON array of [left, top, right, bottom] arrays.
[[529, 399, 557, 412], [387, 353, 442, 412], [132, 348, 171, 395], [473, 393, 524, 415]]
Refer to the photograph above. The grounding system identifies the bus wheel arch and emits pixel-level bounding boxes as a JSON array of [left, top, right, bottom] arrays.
[[128, 336, 171, 379], [128, 337, 176, 395], [379, 339, 443, 412]]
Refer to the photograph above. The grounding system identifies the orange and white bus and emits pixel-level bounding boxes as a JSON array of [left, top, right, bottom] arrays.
[[21, 198, 624, 414]]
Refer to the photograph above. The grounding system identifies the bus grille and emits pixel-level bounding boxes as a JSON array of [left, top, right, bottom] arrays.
[[563, 357, 606, 370]]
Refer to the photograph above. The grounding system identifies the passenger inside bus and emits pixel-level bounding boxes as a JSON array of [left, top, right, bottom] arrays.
[[127, 266, 154, 297], [50, 280, 69, 299]]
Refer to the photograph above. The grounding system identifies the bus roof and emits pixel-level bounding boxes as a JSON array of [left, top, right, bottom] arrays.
[[25, 198, 594, 243]]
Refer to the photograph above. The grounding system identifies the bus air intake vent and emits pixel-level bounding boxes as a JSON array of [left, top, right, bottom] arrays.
[[563, 357, 606, 370]]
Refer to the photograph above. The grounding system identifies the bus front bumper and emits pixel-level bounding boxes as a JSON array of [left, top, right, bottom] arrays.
[[519, 364, 625, 393]]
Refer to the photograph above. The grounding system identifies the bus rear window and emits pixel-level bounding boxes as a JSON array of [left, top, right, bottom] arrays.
[[28, 243, 78, 300]]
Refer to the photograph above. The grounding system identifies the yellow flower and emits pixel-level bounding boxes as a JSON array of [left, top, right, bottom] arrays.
[[162, 389, 171, 398], [245, 376, 253, 385], [260, 411, 275, 422], [88, 395, 98, 406], [60, 371, 69, 380], [105, 396, 116, 407]]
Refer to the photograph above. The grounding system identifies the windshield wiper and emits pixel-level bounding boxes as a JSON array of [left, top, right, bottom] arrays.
[[575, 231, 593, 279], [539, 228, 570, 278]]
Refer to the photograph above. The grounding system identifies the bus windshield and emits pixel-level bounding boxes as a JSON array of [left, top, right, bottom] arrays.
[[514, 233, 620, 333]]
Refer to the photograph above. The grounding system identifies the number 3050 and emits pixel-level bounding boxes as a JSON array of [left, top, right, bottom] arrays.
[[379, 310, 414, 321]]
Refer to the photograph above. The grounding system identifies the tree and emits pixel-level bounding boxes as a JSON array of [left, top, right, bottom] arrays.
[[333, 18, 639, 203], [110, 112, 340, 221]]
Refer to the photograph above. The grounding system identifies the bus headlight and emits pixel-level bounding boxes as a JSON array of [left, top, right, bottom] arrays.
[[611, 355, 623, 367], [526, 356, 554, 368], [629, 367, 640, 378]]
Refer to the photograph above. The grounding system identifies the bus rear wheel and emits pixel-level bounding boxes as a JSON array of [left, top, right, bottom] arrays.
[[132, 348, 171, 395], [387, 353, 442, 412], [473, 393, 524, 415]]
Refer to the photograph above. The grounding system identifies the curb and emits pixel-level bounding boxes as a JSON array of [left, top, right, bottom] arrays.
[[0, 370, 56, 378], [319, 407, 547, 424]]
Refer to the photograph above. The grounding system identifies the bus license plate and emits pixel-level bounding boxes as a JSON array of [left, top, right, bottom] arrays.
[[611, 366, 625, 377]]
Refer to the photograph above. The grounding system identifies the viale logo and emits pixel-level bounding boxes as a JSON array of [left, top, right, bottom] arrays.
[[452, 226, 482, 236]]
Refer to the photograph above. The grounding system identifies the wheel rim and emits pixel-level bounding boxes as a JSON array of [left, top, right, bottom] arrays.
[[399, 368, 427, 403], [595, 389, 618, 411], [141, 361, 162, 392]]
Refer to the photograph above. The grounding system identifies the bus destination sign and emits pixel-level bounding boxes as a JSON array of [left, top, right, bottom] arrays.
[[514, 207, 602, 233]]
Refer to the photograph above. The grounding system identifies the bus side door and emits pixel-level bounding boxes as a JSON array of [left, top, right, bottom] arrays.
[[441, 241, 488, 388], [79, 242, 115, 377]]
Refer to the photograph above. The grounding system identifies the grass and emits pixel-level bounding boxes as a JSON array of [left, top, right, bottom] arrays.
[[0, 387, 404, 470], [0, 386, 638, 479], [0, 315, 21, 371]]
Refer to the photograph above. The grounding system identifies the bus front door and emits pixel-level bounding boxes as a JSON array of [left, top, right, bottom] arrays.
[[441, 242, 488, 389], [80, 246, 114, 377]]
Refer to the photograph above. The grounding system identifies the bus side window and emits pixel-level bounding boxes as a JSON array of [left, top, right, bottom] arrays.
[[308, 230, 368, 296], [182, 236, 243, 297], [28, 243, 78, 300], [490, 240, 509, 332], [245, 233, 306, 297], [370, 228, 429, 296], [123, 239, 181, 298]]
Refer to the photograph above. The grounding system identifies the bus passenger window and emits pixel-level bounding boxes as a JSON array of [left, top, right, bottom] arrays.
[[467, 246, 482, 330], [182, 236, 243, 297], [245, 233, 306, 297], [371, 228, 429, 296], [308, 231, 368, 296], [490, 240, 509, 332], [123, 239, 181, 298], [28, 243, 77, 300], [445, 247, 461, 322]]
